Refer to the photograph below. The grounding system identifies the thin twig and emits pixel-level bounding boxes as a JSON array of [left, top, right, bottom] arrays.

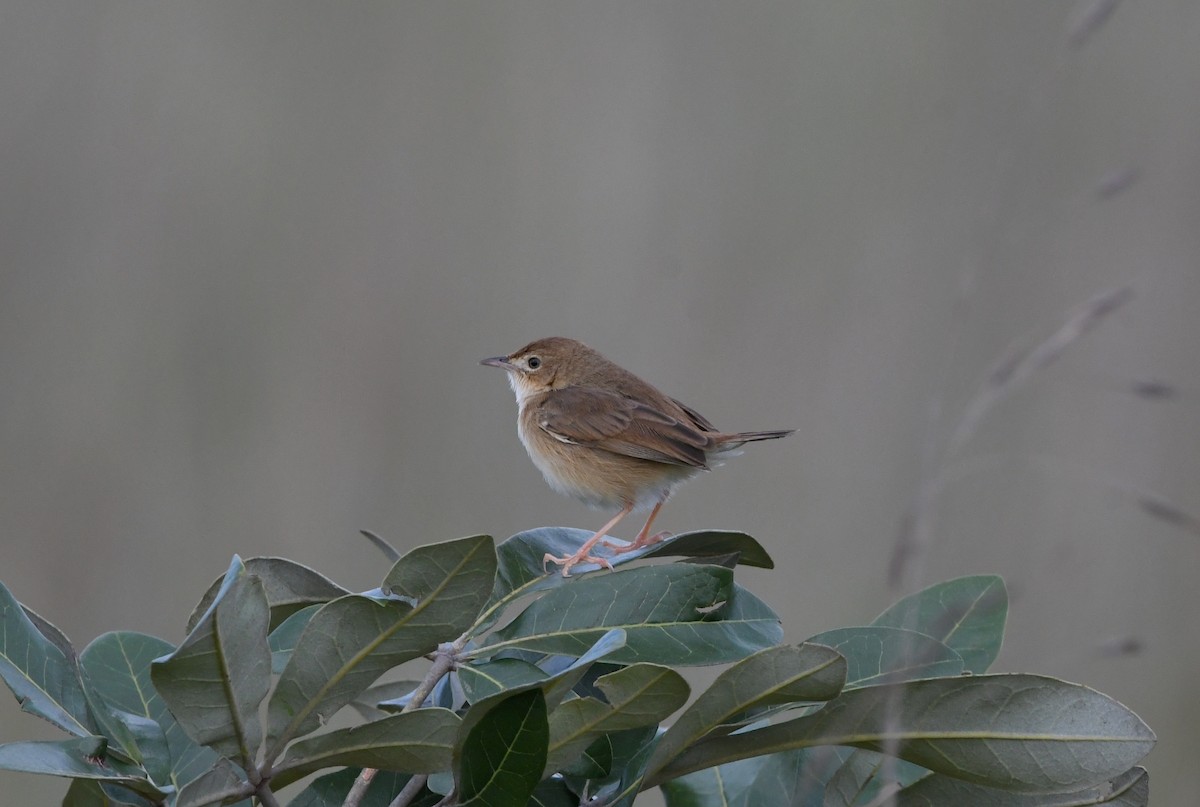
[[388, 774, 430, 807], [341, 768, 378, 807], [256, 783, 282, 807], [342, 637, 466, 807]]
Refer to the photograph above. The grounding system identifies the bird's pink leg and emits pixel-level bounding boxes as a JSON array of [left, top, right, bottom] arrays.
[[544, 503, 633, 577], [605, 499, 671, 555]]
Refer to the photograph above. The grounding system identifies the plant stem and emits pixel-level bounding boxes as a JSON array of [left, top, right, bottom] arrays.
[[256, 782, 282, 807], [342, 637, 465, 807], [387, 774, 429, 807], [341, 767, 378, 807]]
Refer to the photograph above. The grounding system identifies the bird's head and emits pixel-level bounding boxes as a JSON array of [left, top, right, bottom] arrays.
[[481, 336, 597, 404]]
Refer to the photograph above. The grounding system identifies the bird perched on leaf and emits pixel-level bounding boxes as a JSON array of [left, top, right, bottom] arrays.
[[482, 337, 792, 576]]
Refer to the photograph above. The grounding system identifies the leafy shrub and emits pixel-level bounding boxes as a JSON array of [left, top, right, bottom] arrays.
[[0, 528, 1153, 806]]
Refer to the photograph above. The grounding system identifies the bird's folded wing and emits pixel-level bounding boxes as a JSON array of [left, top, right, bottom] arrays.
[[535, 386, 711, 468]]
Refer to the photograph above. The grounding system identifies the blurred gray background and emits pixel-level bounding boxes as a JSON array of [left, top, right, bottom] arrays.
[[2, 2, 1197, 804]]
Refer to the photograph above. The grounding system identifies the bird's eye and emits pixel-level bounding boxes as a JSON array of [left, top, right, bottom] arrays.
[[526, 356, 542, 370]]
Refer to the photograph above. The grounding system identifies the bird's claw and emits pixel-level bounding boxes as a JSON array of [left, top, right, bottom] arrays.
[[604, 530, 673, 555], [543, 552, 614, 577]]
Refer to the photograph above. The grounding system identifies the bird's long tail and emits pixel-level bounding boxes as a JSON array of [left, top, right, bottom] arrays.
[[724, 429, 794, 443], [710, 429, 794, 458]]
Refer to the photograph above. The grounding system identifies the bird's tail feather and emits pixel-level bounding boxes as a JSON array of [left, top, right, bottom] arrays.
[[710, 429, 794, 458], [725, 429, 794, 443]]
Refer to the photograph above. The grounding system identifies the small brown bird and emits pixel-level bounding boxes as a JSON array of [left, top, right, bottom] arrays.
[[482, 337, 793, 576]]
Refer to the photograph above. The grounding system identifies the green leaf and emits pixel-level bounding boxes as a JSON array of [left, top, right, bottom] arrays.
[[401, 629, 628, 721], [175, 758, 249, 807], [151, 556, 271, 769], [76, 678, 145, 766], [545, 663, 689, 774], [567, 725, 660, 807], [267, 604, 318, 674], [561, 734, 613, 778], [289, 768, 438, 807], [96, 783, 157, 807], [895, 765, 1149, 806], [63, 778, 114, 807], [455, 688, 549, 807], [471, 528, 587, 636], [348, 679, 423, 721], [872, 575, 1007, 673], [650, 674, 1156, 793], [646, 643, 845, 777], [79, 684, 169, 776], [359, 529, 404, 563], [79, 631, 220, 796], [265, 535, 496, 757], [641, 530, 775, 569], [493, 528, 596, 596], [21, 604, 78, 666], [271, 708, 460, 789], [186, 557, 348, 633], [659, 757, 766, 807], [805, 626, 963, 688], [824, 749, 928, 806], [0, 737, 164, 797], [0, 581, 92, 736], [479, 527, 775, 642], [529, 777, 579, 807], [427, 770, 453, 794], [458, 659, 547, 702], [740, 747, 854, 806], [479, 564, 780, 665]]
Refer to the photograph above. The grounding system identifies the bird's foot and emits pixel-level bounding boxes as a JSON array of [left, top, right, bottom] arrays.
[[603, 530, 673, 555], [543, 552, 614, 578]]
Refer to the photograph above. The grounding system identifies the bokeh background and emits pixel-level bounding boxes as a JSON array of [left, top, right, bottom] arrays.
[[3, 2, 1197, 803]]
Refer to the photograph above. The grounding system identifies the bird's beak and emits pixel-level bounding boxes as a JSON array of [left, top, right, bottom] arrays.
[[480, 356, 514, 370]]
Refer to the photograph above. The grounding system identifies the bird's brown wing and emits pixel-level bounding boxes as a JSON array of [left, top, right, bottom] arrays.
[[670, 396, 718, 433], [535, 386, 711, 468]]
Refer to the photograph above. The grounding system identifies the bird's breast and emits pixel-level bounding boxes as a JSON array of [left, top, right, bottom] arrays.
[[516, 404, 698, 510]]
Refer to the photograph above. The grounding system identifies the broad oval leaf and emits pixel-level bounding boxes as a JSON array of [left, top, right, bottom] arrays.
[[271, 707, 460, 789], [872, 575, 1007, 673], [267, 604, 318, 674], [0, 582, 92, 736], [479, 564, 779, 665], [739, 746, 854, 807], [175, 758, 249, 807], [399, 629, 629, 720], [545, 663, 689, 775], [492, 528, 601, 600], [0, 736, 165, 798], [480, 527, 775, 641], [80, 631, 222, 797], [566, 725, 661, 807], [641, 530, 775, 569], [823, 748, 929, 806], [458, 659, 547, 703], [265, 535, 496, 757], [151, 556, 271, 770], [895, 765, 1149, 806], [529, 778, 579, 807], [805, 626, 963, 688], [186, 557, 349, 633], [21, 605, 78, 666], [455, 688, 549, 807], [646, 643, 845, 777], [659, 757, 766, 807], [651, 674, 1156, 794]]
